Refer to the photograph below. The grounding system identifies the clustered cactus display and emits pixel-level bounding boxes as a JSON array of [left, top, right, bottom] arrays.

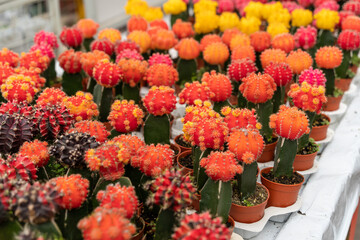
[[0, 0, 358, 239]]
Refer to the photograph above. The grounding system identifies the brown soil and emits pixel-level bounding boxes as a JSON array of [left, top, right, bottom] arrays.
[[175, 135, 192, 148], [264, 135, 278, 145], [170, 145, 179, 155], [179, 154, 193, 169], [232, 185, 268, 206], [312, 115, 330, 127], [262, 171, 303, 185], [297, 139, 319, 155]]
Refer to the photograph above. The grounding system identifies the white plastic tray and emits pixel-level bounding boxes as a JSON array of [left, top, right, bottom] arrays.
[[316, 128, 335, 154], [233, 198, 302, 239], [343, 84, 357, 105], [323, 103, 347, 124]]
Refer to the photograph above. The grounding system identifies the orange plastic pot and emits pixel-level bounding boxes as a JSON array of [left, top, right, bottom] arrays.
[[177, 150, 193, 176], [260, 167, 304, 207], [293, 151, 317, 171], [310, 114, 331, 141], [229, 95, 238, 106], [170, 143, 181, 164], [322, 95, 343, 112], [258, 138, 278, 163], [131, 217, 145, 240], [228, 216, 235, 235], [229, 183, 269, 223], [350, 65, 358, 74], [335, 78, 352, 92], [192, 192, 201, 211], [174, 134, 192, 153]]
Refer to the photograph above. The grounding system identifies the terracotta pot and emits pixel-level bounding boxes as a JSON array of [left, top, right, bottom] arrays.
[[228, 216, 235, 235], [350, 65, 358, 74], [293, 151, 317, 171], [131, 217, 145, 240], [310, 114, 331, 141], [322, 95, 343, 111], [192, 192, 201, 211], [258, 138, 278, 163], [174, 134, 192, 153], [229, 95, 238, 106], [103, 122, 112, 131], [177, 150, 193, 176], [230, 183, 269, 223], [335, 78, 352, 92], [170, 143, 181, 164], [175, 84, 183, 96], [260, 167, 304, 207]]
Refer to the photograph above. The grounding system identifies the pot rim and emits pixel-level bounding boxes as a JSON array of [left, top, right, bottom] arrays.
[[295, 150, 318, 157], [260, 167, 305, 187], [174, 134, 192, 150], [132, 216, 145, 238], [312, 113, 331, 128], [177, 150, 193, 170], [231, 182, 270, 209]]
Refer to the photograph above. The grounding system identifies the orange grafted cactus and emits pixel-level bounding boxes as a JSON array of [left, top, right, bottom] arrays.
[[0, 62, 15, 85], [203, 42, 229, 65], [271, 33, 295, 53], [76, 18, 99, 38], [117, 58, 148, 87], [315, 46, 343, 69], [143, 86, 177, 116], [222, 28, 241, 47], [98, 28, 122, 44], [250, 31, 272, 52], [260, 48, 287, 69], [93, 59, 123, 87], [19, 50, 50, 72], [144, 63, 178, 87], [58, 49, 82, 74], [221, 106, 262, 132], [230, 33, 251, 51], [108, 100, 144, 133], [112, 135, 145, 158], [1, 74, 38, 103], [68, 120, 110, 143], [172, 19, 195, 39], [0, 48, 19, 67], [127, 15, 148, 32], [127, 30, 151, 53], [152, 29, 178, 50], [18, 140, 49, 167], [201, 70, 232, 102], [179, 81, 215, 105], [286, 49, 313, 75], [175, 38, 201, 60], [62, 91, 99, 122], [231, 45, 256, 62], [80, 50, 110, 77], [200, 34, 222, 51], [36, 88, 67, 107]]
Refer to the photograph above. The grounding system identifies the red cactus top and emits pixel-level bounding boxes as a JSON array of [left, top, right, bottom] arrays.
[[264, 62, 293, 87], [201, 71, 232, 102], [59, 26, 83, 48], [92, 59, 123, 87], [68, 120, 110, 143], [179, 81, 215, 105], [0, 48, 19, 67], [18, 140, 49, 167], [58, 49, 83, 74], [227, 58, 258, 82], [143, 86, 177, 116], [221, 106, 262, 132]]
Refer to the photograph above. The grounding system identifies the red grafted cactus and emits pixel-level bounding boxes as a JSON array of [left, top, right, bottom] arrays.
[[0, 48, 19, 67], [117, 58, 148, 87], [14, 67, 46, 90], [77, 207, 136, 240], [29, 43, 55, 59], [68, 120, 110, 143], [127, 15, 148, 32], [114, 40, 140, 56], [50, 174, 89, 210], [337, 29, 360, 51], [116, 49, 144, 62], [33, 104, 73, 140], [299, 67, 327, 86], [221, 106, 261, 132], [90, 39, 114, 56], [143, 86, 177, 116], [58, 49, 83, 74], [59, 26, 83, 49], [185, 117, 229, 151], [200, 151, 243, 182], [294, 26, 317, 50], [85, 141, 131, 180], [10, 181, 58, 224], [1, 74, 38, 103], [62, 91, 99, 121], [96, 184, 138, 218], [112, 135, 145, 158], [182, 100, 220, 125], [0, 155, 37, 181], [0, 101, 33, 116], [148, 168, 196, 211], [36, 88, 67, 107], [179, 81, 215, 105], [148, 53, 173, 66], [144, 63, 178, 86], [131, 144, 174, 177], [201, 71, 232, 102], [80, 50, 110, 77], [269, 105, 310, 140], [34, 31, 59, 49], [93, 59, 123, 87], [288, 82, 327, 113], [18, 140, 49, 167], [239, 72, 277, 104], [19, 50, 50, 72], [227, 128, 264, 164], [343, 1, 360, 15], [218, 0, 235, 13], [264, 62, 293, 87], [172, 212, 232, 240], [150, 19, 169, 30], [227, 58, 258, 82], [0, 62, 15, 85]]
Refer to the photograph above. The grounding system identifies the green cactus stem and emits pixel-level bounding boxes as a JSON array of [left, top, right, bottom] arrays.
[[251, 100, 273, 140], [200, 179, 232, 224], [144, 114, 170, 145], [316, 30, 335, 49], [0, 220, 22, 240], [177, 58, 197, 87], [213, 100, 232, 113], [322, 68, 335, 96], [122, 83, 140, 103], [83, 37, 94, 52], [87, 77, 97, 93], [255, 52, 263, 72], [170, 11, 189, 26], [237, 91, 248, 108], [93, 84, 113, 122], [335, 50, 351, 79], [193, 147, 212, 191], [63, 202, 89, 240], [297, 111, 316, 151], [272, 86, 285, 114], [273, 137, 298, 178], [154, 208, 176, 240], [42, 58, 57, 87], [30, 220, 62, 239], [62, 72, 83, 96], [237, 161, 258, 200]]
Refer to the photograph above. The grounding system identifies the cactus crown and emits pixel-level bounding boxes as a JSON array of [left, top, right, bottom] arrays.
[[221, 106, 262, 132], [115, 40, 141, 56], [14, 67, 46, 90], [294, 26, 317, 50], [172, 212, 232, 240], [93, 59, 123, 88], [286, 49, 313, 75], [179, 81, 215, 105], [271, 33, 295, 53], [153, 29, 178, 50], [58, 49, 83, 74], [117, 58, 148, 87], [0, 155, 37, 181], [116, 49, 144, 62], [0, 48, 19, 67], [143, 86, 177, 116], [59, 26, 83, 48], [260, 48, 287, 69], [299, 67, 327, 86], [201, 70, 232, 102], [264, 62, 293, 87], [34, 30, 58, 49], [98, 28, 122, 44], [269, 105, 310, 140], [250, 31, 272, 52], [315, 46, 343, 69], [51, 174, 89, 210], [0, 62, 15, 85], [288, 82, 327, 114], [148, 53, 173, 66], [175, 38, 201, 60], [77, 207, 136, 240], [145, 63, 178, 87], [227, 58, 258, 82], [76, 18, 99, 38], [62, 91, 99, 122], [239, 72, 277, 104], [19, 50, 49, 72], [127, 30, 151, 54], [85, 141, 131, 180], [203, 42, 230, 65], [108, 99, 144, 133], [337, 30, 360, 51], [127, 15, 148, 32], [18, 140, 49, 167], [131, 144, 174, 177], [90, 39, 114, 56], [231, 45, 256, 62], [96, 184, 138, 219], [36, 88, 67, 107], [1, 74, 38, 103], [112, 135, 145, 158], [227, 128, 265, 164], [69, 120, 110, 143], [50, 131, 100, 168], [147, 168, 196, 211], [172, 19, 194, 39], [29, 43, 55, 60], [200, 151, 243, 182], [230, 33, 251, 51], [80, 50, 110, 77]]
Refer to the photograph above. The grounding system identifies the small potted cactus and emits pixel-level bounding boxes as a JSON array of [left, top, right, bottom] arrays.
[[250, 31, 272, 71], [61, 91, 99, 122], [58, 49, 83, 95], [178, 81, 214, 106], [203, 42, 230, 72], [76, 18, 99, 51], [59, 26, 83, 51], [261, 105, 309, 207]]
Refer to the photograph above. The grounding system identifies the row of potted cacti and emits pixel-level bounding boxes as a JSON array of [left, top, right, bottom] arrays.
[[0, 0, 360, 239]]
